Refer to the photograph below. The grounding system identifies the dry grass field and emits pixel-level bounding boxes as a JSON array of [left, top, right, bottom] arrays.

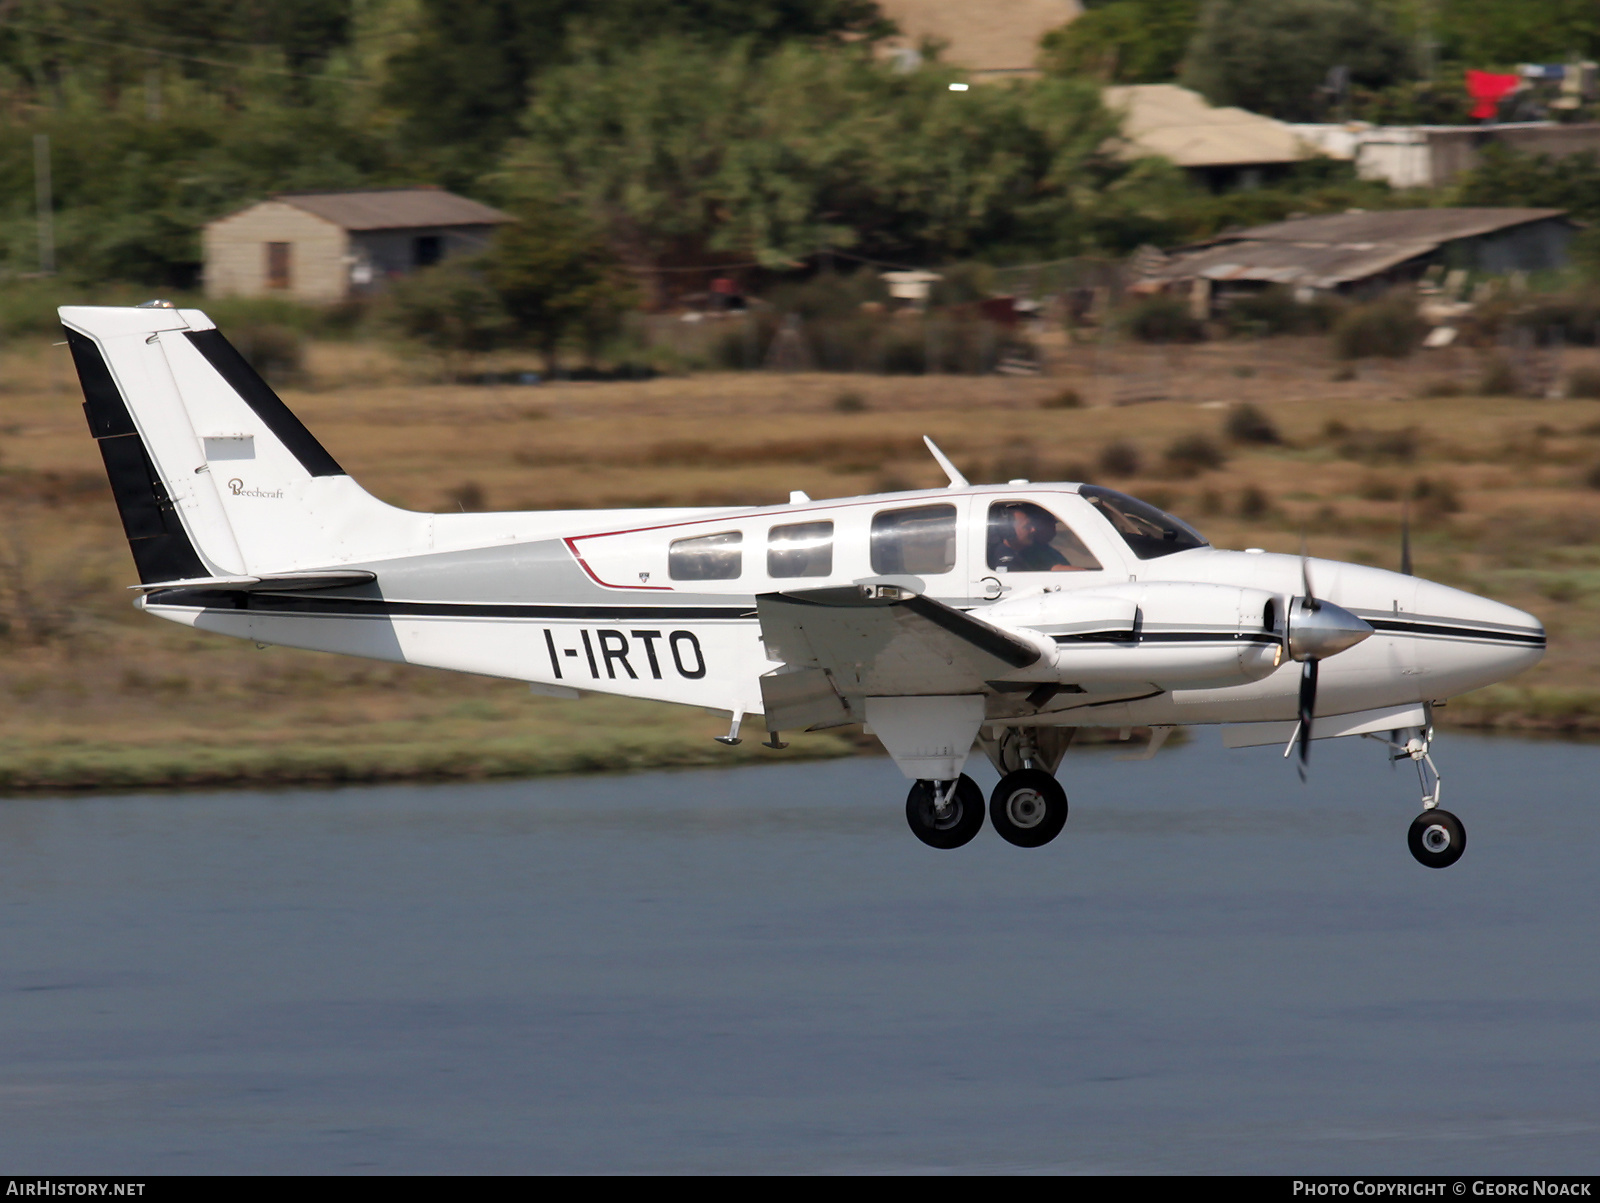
[[0, 326, 1596, 790]]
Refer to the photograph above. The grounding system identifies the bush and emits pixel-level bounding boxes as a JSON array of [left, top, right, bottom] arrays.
[[230, 324, 305, 387], [1416, 378, 1465, 399], [383, 257, 510, 358], [1237, 484, 1272, 518], [1163, 433, 1227, 477], [832, 390, 866, 413], [1224, 286, 1338, 336], [1118, 295, 1204, 343], [1041, 387, 1083, 409], [1479, 354, 1518, 397], [1568, 366, 1600, 400], [1224, 403, 1280, 444], [1098, 440, 1142, 477], [1410, 476, 1460, 519], [1332, 294, 1424, 360], [1336, 425, 1420, 463], [1583, 463, 1600, 491]]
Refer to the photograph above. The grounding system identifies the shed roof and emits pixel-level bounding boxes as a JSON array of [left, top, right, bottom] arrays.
[[1105, 83, 1309, 168], [1143, 207, 1571, 290], [270, 188, 511, 231], [1213, 207, 1569, 247]]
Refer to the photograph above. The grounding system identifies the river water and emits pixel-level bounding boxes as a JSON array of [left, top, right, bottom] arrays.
[[0, 732, 1596, 1174]]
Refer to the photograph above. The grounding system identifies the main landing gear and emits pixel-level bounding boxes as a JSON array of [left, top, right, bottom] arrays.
[[905, 776, 986, 849], [906, 725, 1076, 850], [1369, 715, 1465, 869], [904, 771, 1071, 849]]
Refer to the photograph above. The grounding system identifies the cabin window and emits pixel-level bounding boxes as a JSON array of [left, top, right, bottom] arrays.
[[265, 242, 292, 290], [870, 504, 957, 576], [1081, 485, 1208, 560], [669, 530, 742, 580], [986, 501, 1102, 572], [767, 521, 833, 578]]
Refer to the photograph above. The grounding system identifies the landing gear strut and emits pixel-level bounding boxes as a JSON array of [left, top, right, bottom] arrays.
[[1368, 713, 1465, 869], [905, 776, 985, 849]]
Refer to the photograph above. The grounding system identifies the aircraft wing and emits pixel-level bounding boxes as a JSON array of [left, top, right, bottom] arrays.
[[756, 585, 1043, 728]]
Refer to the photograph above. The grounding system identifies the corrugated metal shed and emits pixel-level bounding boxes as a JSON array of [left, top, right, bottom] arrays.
[[274, 187, 510, 231], [1142, 207, 1574, 292]]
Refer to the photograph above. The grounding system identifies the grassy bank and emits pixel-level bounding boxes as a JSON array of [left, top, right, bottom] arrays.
[[1, 330, 1597, 792]]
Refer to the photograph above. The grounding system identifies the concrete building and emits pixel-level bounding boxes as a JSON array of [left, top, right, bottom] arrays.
[[1106, 84, 1312, 191], [1137, 208, 1575, 308], [1292, 121, 1600, 190], [877, 0, 1081, 79], [203, 187, 511, 303]]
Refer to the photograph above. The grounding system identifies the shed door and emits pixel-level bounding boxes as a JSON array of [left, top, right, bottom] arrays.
[[265, 242, 292, 290]]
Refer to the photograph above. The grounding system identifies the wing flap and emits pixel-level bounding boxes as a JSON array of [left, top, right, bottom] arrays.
[[756, 584, 1043, 697]]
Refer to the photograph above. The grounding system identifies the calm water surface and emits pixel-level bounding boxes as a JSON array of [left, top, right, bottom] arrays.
[[0, 733, 1596, 1174]]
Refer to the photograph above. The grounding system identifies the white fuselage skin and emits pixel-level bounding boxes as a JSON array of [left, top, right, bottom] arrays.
[[140, 482, 1544, 734]]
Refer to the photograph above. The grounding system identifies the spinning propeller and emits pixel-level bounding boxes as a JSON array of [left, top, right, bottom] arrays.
[[1284, 539, 1375, 779]]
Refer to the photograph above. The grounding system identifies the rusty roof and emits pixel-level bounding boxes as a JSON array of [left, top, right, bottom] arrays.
[[272, 188, 511, 231], [1146, 207, 1571, 289]]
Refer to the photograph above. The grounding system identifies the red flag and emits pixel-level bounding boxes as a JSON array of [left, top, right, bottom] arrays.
[[1466, 69, 1521, 120]]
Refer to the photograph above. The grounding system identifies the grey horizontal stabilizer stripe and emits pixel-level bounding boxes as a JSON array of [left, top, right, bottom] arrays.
[[135, 571, 377, 593]]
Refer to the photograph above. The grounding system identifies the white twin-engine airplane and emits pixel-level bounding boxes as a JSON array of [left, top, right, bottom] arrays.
[[60, 304, 1545, 867]]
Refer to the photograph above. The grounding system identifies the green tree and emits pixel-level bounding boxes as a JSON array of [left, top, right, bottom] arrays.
[[1039, 0, 1199, 82], [383, 0, 892, 181], [486, 206, 637, 368], [1180, 0, 1413, 120], [1453, 146, 1600, 222], [1435, 0, 1600, 66], [501, 38, 1124, 276]]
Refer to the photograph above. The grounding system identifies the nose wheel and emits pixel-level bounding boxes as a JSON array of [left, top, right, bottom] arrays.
[[1408, 808, 1466, 869], [1368, 714, 1466, 869], [905, 775, 985, 849], [989, 769, 1069, 848]]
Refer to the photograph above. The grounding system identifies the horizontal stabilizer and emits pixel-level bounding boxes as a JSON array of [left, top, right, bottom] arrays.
[[132, 570, 377, 593]]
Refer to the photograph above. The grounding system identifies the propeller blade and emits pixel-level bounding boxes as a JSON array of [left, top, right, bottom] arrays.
[[1297, 658, 1318, 781], [1300, 531, 1318, 610], [1400, 501, 1413, 576]]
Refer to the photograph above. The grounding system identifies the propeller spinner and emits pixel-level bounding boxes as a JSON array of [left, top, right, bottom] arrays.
[[1284, 553, 1374, 778]]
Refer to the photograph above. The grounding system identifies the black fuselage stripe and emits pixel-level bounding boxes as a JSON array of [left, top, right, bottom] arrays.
[[1366, 618, 1545, 645], [145, 590, 753, 620], [141, 594, 1547, 647]]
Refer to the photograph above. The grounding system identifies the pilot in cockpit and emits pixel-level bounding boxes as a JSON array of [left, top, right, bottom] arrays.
[[988, 502, 1074, 572]]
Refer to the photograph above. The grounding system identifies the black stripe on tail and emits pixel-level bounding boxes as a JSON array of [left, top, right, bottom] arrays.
[[184, 329, 344, 477], [65, 327, 208, 584]]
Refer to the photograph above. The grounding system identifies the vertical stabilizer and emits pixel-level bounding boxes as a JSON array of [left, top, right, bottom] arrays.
[[60, 305, 432, 580]]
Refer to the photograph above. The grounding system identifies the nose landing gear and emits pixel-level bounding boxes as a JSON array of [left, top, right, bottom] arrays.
[[905, 775, 986, 849], [1369, 715, 1465, 869]]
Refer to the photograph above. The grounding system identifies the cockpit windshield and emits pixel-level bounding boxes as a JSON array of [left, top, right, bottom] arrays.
[[1080, 485, 1208, 560]]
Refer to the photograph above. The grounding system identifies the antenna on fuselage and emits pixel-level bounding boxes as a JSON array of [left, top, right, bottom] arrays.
[[922, 436, 968, 488]]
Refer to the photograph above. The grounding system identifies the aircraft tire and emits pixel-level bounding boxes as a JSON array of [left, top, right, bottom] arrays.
[[905, 776, 986, 849], [989, 768, 1069, 848], [1407, 808, 1466, 869]]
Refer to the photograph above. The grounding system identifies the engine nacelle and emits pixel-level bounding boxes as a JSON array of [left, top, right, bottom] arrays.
[[983, 580, 1282, 690]]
